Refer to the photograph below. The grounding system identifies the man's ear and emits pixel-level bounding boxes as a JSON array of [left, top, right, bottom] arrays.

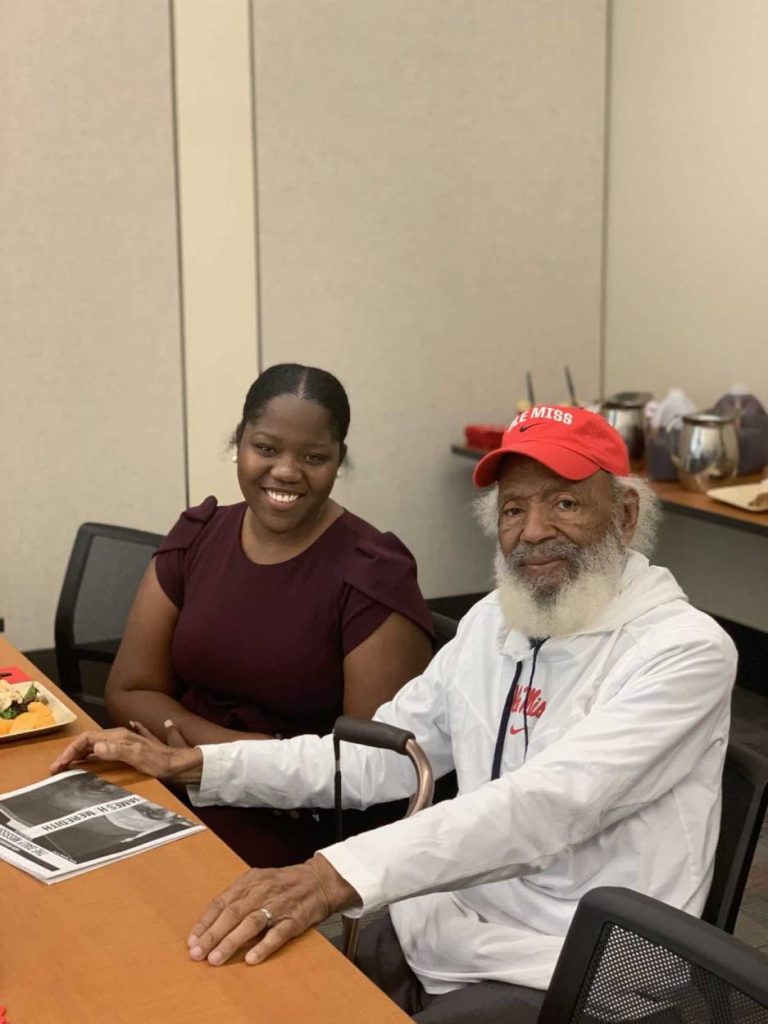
[[620, 487, 640, 544]]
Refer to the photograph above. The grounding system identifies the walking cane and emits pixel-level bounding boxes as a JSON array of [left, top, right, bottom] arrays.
[[332, 715, 434, 962]]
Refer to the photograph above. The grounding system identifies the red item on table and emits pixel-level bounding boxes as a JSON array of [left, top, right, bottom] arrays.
[[464, 424, 506, 450], [0, 666, 32, 683]]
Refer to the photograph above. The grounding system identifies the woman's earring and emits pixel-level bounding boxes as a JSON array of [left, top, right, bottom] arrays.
[[231, 454, 238, 463]]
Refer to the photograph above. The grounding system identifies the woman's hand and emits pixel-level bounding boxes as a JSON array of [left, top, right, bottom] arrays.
[[49, 726, 203, 784], [187, 854, 360, 967]]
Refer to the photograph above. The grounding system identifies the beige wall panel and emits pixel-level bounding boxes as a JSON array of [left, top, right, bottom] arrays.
[[0, 1, 185, 650], [605, 0, 768, 408], [253, 0, 607, 597], [173, 0, 260, 504]]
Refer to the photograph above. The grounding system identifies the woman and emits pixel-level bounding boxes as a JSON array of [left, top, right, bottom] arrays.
[[104, 363, 434, 866]]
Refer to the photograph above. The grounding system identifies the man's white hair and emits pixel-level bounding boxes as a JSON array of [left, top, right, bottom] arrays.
[[610, 476, 661, 556], [474, 474, 661, 557]]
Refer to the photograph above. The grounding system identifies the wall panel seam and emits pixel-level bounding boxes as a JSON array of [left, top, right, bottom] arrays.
[[169, 0, 191, 509], [598, 0, 614, 402], [248, 0, 263, 374]]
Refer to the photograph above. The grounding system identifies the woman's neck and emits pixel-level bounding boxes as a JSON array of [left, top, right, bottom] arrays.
[[241, 499, 343, 565]]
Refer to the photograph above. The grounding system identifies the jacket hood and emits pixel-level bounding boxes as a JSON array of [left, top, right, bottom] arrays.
[[497, 552, 688, 660]]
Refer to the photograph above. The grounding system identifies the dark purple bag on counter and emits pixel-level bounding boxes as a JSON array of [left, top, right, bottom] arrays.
[[713, 392, 768, 475], [645, 428, 680, 481]]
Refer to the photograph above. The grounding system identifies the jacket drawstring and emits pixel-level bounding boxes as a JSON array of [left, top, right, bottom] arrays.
[[523, 638, 547, 759], [491, 637, 548, 780]]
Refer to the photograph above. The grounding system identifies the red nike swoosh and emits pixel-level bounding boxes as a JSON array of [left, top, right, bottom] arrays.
[[509, 727, 525, 735]]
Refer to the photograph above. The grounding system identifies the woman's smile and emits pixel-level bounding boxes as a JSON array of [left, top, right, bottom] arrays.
[[263, 488, 303, 507]]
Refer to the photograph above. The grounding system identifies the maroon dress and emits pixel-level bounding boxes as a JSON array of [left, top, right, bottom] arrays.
[[153, 497, 434, 867]]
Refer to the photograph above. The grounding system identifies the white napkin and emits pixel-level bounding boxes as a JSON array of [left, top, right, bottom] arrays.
[[647, 388, 697, 433]]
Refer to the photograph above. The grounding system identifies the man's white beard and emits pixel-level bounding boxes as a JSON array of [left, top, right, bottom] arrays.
[[495, 530, 626, 639]]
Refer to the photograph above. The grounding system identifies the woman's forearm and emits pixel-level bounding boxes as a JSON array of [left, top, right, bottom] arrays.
[[105, 688, 271, 744]]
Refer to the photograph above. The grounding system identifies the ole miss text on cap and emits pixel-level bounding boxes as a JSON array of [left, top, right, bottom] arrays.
[[473, 405, 631, 487]]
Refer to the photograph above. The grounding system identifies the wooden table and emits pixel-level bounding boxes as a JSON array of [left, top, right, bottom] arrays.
[[649, 476, 767, 536], [0, 639, 408, 1024]]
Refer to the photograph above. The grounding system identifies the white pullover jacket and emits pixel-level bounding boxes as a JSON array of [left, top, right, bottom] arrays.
[[192, 553, 737, 993]]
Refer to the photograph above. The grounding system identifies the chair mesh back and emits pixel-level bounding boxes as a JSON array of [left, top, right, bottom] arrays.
[[72, 535, 156, 644], [571, 923, 768, 1023]]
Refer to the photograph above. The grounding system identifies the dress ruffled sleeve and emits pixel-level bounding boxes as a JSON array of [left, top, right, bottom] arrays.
[[154, 496, 218, 608], [340, 532, 435, 656]]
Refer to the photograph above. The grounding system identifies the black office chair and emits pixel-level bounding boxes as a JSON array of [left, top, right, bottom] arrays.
[[431, 610, 459, 651], [54, 523, 163, 721], [538, 886, 768, 1023], [702, 741, 768, 933]]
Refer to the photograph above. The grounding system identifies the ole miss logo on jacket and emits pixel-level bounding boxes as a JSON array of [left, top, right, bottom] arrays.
[[509, 686, 547, 735]]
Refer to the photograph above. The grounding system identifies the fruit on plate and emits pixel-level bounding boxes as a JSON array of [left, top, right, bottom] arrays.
[[8, 705, 56, 733], [0, 681, 55, 733]]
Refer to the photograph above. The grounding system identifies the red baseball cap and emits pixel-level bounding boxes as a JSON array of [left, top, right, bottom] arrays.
[[473, 405, 631, 487]]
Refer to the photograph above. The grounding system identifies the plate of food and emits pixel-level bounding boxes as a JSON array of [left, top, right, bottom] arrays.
[[707, 480, 768, 513], [0, 679, 77, 741]]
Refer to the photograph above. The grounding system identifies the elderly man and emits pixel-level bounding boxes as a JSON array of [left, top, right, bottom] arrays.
[[52, 406, 736, 1023]]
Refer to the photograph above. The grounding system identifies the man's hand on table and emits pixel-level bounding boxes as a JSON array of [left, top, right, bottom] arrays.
[[187, 854, 360, 966], [49, 726, 361, 966], [48, 725, 203, 785]]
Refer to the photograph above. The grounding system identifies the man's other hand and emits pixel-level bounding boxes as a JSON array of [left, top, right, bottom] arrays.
[[187, 854, 360, 966]]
